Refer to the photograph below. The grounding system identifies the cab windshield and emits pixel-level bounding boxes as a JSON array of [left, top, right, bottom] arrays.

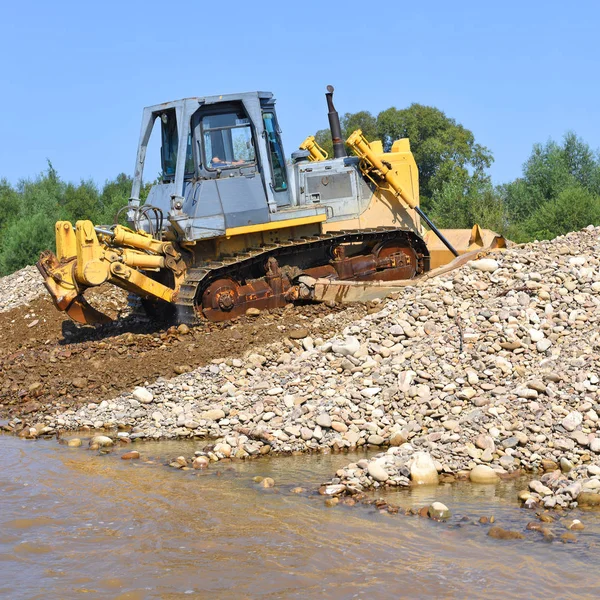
[[202, 112, 255, 169]]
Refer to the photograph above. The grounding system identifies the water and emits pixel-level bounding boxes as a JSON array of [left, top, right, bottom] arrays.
[[1, 435, 599, 599]]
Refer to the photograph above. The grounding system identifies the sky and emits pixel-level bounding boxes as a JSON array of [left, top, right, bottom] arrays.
[[1, 0, 599, 188]]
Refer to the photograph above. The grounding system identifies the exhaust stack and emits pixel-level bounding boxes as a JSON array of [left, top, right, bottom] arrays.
[[325, 85, 347, 159]]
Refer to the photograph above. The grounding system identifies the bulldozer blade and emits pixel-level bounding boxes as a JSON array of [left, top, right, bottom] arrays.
[[311, 248, 500, 305], [65, 295, 112, 325]]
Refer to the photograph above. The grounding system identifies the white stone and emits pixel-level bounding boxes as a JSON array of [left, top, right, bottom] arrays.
[[469, 258, 499, 273], [410, 451, 439, 485], [132, 386, 153, 404], [331, 336, 360, 357]]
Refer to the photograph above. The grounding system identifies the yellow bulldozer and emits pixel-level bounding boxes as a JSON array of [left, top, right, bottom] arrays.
[[37, 86, 504, 324]]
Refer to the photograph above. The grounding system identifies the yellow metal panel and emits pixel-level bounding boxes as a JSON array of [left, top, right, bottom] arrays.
[[55, 221, 76, 260], [369, 140, 384, 153], [225, 214, 326, 237], [391, 139, 411, 153]]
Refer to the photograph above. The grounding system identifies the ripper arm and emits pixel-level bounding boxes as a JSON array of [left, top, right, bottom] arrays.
[[37, 220, 186, 324]]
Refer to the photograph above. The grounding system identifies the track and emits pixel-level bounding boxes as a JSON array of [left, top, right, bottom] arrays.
[[176, 227, 429, 322]]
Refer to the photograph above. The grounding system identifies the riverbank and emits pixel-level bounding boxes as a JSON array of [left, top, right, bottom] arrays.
[[3, 227, 600, 512]]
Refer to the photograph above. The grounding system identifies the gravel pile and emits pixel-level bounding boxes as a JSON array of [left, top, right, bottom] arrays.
[[0, 266, 45, 312], [11, 226, 600, 510]]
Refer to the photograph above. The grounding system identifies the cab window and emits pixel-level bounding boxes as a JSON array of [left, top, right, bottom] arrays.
[[262, 112, 288, 192], [202, 112, 255, 169], [160, 110, 195, 181]]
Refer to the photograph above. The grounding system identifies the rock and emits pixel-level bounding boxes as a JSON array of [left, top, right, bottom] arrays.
[[541, 459, 559, 472], [390, 431, 407, 446], [367, 434, 385, 446], [562, 411, 583, 432], [319, 484, 346, 496], [72, 377, 88, 389], [560, 457, 574, 473], [201, 409, 225, 421], [331, 421, 348, 433], [470, 465, 499, 484], [260, 477, 275, 488], [475, 434, 495, 451], [470, 258, 499, 272], [300, 427, 313, 441], [367, 461, 389, 482], [316, 414, 332, 428], [536, 339, 552, 353], [410, 452, 439, 485], [331, 336, 360, 357], [566, 519, 585, 531], [192, 456, 209, 469], [132, 386, 154, 404], [488, 527, 524, 540], [289, 328, 309, 340], [529, 480, 552, 496], [67, 438, 82, 448], [246, 308, 261, 317], [121, 451, 140, 460], [174, 365, 192, 375], [89, 435, 113, 448], [177, 323, 190, 335], [577, 492, 600, 506], [428, 502, 451, 520]]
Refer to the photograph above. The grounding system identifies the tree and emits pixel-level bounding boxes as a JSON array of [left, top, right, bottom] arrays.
[[376, 104, 493, 210], [430, 173, 506, 233], [502, 132, 600, 223], [0, 178, 20, 236], [311, 104, 492, 212], [0, 212, 55, 274], [523, 186, 600, 241]]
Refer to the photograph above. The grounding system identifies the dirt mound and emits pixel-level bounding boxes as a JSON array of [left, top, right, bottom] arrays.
[[0, 280, 365, 420]]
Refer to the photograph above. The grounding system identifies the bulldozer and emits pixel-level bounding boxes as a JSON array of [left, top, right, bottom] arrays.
[[37, 86, 504, 325]]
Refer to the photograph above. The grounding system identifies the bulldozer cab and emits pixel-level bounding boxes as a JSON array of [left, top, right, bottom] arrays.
[[129, 93, 292, 240]]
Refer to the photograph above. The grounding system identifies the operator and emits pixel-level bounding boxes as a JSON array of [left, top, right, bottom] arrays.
[[211, 156, 246, 167]]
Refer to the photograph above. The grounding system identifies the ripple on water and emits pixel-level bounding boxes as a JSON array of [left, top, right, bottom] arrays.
[[1, 435, 600, 599]]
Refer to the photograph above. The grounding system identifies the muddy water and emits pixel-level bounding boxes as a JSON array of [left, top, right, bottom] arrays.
[[1, 437, 599, 599]]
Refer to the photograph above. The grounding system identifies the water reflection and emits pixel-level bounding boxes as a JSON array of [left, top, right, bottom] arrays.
[[0, 435, 599, 599]]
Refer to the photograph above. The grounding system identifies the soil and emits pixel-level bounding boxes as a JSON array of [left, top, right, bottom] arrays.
[[0, 286, 366, 420]]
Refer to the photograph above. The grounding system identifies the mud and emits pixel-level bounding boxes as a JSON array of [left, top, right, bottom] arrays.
[[0, 287, 365, 420]]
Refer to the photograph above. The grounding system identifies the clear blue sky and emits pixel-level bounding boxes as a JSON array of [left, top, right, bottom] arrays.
[[2, 0, 598, 188]]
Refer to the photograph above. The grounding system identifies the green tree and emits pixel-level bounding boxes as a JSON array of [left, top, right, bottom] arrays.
[[430, 173, 506, 233], [0, 178, 20, 236], [523, 186, 600, 241], [502, 132, 600, 223], [98, 173, 134, 224], [0, 212, 55, 274], [376, 104, 493, 210]]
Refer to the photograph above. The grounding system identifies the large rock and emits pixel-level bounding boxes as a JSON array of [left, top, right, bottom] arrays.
[[132, 386, 153, 404], [331, 336, 360, 357], [410, 452, 439, 485], [89, 435, 113, 448], [469, 258, 499, 272], [470, 465, 498, 484], [367, 461, 389, 482]]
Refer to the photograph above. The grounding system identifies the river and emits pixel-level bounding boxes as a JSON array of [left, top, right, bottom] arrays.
[[1, 435, 599, 599]]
